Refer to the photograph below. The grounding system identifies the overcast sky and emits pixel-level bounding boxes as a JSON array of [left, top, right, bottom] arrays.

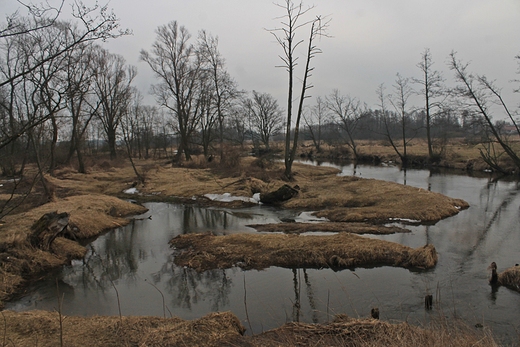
[[3, 0, 520, 112]]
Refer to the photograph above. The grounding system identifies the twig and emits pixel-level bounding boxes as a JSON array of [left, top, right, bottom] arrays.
[[109, 279, 123, 327], [243, 272, 253, 334], [146, 281, 167, 318], [1, 311, 6, 347], [54, 279, 65, 347], [327, 289, 330, 323]]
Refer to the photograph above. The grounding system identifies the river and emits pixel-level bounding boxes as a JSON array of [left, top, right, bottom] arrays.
[[6, 162, 520, 344]]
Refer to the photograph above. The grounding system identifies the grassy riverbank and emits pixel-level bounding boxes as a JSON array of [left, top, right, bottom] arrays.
[[0, 310, 497, 347]]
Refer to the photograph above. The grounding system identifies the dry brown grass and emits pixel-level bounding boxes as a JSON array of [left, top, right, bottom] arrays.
[[0, 194, 147, 243], [284, 163, 468, 223], [0, 310, 245, 347], [0, 310, 497, 347], [170, 232, 438, 271], [498, 265, 520, 292], [248, 222, 411, 234], [19, 158, 468, 226], [303, 138, 491, 170], [252, 314, 498, 347]]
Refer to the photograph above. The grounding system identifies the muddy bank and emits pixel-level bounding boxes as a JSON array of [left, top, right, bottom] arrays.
[[0, 195, 147, 307], [248, 221, 411, 234], [170, 232, 438, 272], [0, 309, 496, 347]]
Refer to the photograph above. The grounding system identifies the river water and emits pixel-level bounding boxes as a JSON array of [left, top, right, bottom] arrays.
[[6, 163, 520, 344]]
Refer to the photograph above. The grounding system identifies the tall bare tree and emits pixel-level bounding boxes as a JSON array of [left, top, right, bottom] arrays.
[[413, 48, 445, 161], [63, 42, 98, 173], [92, 47, 136, 160], [141, 21, 204, 162], [389, 73, 414, 166], [198, 30, 238, 160], [269, 0, 329, 179]]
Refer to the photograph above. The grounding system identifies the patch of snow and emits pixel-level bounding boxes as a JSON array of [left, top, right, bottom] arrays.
[[252, 192, 261, 203], [204, 192, 262, 204], [295, 211, 329, 223], [123, 187, 139, 194], [388, 217, 421, 224]]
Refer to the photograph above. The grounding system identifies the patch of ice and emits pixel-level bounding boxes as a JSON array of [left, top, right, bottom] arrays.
[[123, 187, 139, 194], [204, 192, 262, 204]]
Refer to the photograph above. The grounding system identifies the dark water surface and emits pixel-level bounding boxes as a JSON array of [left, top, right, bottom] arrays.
[[6, 163, 520, 344]]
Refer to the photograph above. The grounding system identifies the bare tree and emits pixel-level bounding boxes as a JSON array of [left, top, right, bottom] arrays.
[[198, 30, 238, 160], [326, 90, 366, 161], [92, 47, 136, 160], [389, 73, 414, 166], [449, 52, 520, 172], [376, 83, 403, 163], [244, 91, 283, 152], [141, 21, 205, 162], [0, 1, 129, 89], [303, 96, 328, 153], [413, 48, 445, 161], [196, 74, 219, 158], [226, 105, 248, 148], [0, 1, 129, 152], [63, 42, 98, 173], [269, 0, 329, 179]]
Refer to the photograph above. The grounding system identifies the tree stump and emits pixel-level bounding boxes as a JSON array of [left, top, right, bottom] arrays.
[[28, 212, 73, 251], [425, 294, 433, 310], [260, 184, 299, 205], [371, 307, 379, 319]]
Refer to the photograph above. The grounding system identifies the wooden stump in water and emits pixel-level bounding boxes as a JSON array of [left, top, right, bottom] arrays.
[[28, 211, 73, 251], [425, 294, 433, 310], [371, 307, 379, 319]]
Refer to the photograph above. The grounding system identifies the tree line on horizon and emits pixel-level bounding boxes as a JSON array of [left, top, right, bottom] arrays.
[[1, 0, 519, 217]]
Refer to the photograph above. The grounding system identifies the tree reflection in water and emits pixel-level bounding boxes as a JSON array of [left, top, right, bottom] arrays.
[[156, 253, 235, 312]]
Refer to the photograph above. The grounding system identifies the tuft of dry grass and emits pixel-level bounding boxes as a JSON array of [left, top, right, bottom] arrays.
[[170, 232, 438, 272], [498, 265, 520, 292]]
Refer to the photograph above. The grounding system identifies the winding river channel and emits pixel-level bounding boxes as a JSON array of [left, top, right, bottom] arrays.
[[6, 162, 520, 344]]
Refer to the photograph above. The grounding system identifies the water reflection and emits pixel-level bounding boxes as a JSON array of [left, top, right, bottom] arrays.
[[5, 166, 520, 344]]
